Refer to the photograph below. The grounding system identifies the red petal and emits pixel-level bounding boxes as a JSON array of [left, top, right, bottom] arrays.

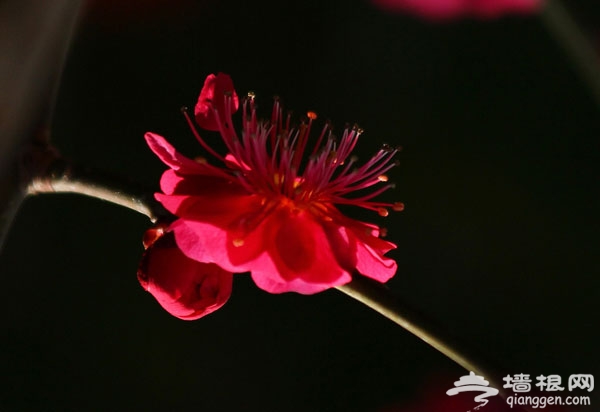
[[171, 207, 353, 294], [145, 132, 211, 174], [250, 209, 352, 294], [322, 222, 358, 272], [155, 191, 259, 226], [348, 223, 397, 283], [171, 204, 392, 294], [354, 241, 397, 282], [194, 73, 239, 131], [137, 232, 233, 320], [155, 172, 255, 224], [172, 220, 243, 271], [159, 169, 243, 197], [169, 197, 269, 272], [321, 213, 397, 283]]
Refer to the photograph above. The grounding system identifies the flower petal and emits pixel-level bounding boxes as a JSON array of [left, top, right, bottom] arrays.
[[171, 207, 353, 294], [349, 225, 397, 282], [194, 73, 239, 131], [145, 132, 210, 174], [137, 232, 232, 320], [170, 197, 269, 272], [156, 190, 259, 226], [158, 169, 242, 196], [250, 209, 352, 294], [155, 171, 255, 225], [321, 222, 358, 272]]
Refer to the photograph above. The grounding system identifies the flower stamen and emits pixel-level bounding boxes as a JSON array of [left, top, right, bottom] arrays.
[[184, 84, 403, 219]]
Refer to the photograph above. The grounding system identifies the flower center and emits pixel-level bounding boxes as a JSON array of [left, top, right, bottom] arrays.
[[183, 90, 403, 221]]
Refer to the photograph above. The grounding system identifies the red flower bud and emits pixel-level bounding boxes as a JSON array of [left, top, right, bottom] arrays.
[[138, 229, 233, 320]]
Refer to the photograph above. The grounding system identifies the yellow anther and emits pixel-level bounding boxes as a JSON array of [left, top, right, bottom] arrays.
[[327, 151, 338, 164], [392, 202, 405, 212]]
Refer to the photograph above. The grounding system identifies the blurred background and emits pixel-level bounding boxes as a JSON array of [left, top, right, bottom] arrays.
[[0, 0, 598, 410]]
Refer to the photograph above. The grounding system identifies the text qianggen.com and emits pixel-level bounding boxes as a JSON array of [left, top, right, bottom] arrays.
[[506, 394, 591, 408]]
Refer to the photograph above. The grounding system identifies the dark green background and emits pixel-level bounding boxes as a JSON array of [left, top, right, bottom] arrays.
[[1, 0, 598, 410]]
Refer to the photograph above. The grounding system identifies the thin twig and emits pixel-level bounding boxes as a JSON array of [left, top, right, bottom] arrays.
[[25, 154, 528, 408], [26, 151, 166, 222], [542, 0, 600, 108], [336, 277, 514, 400]]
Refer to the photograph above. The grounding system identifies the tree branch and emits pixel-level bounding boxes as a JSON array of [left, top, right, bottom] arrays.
[[24, 153, 526, 407], [542, 0, 600, 108], [25, 148, 167, 222], [337, 277, 512, 400], [0, 0, 83, 249]]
